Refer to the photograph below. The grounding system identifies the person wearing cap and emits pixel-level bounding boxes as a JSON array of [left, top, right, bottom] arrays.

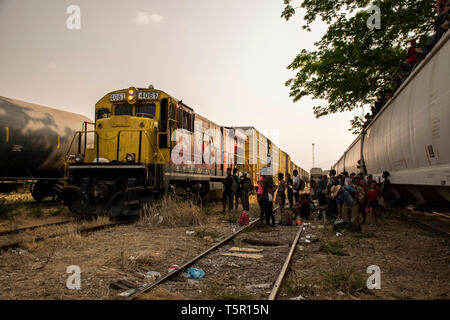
[[240, 171, 252, 211]]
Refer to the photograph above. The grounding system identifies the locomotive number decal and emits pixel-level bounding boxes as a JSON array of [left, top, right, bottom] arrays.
[[110, 92, 126, 102], [138, 91, 159, 100]]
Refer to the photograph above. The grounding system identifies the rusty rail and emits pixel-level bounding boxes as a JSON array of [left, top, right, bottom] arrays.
[[268, 222, 304, 300], [126, 206, 282, 300], [0, 219, 75, 237], [0, 220, 135, 253]]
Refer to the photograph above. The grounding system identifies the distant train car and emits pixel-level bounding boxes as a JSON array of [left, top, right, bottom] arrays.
[[310, 168, 323, 181], [0, 96, 92, 201], [333, 32, 450, 209]]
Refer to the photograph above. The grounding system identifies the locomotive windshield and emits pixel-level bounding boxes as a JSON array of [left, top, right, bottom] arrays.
[[114, 104, 132, 116], [112, 103, 156, 118], [135, 103, 156, 118]]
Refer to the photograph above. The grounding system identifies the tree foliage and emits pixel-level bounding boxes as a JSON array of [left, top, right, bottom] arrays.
[[282, 0, 435, 132]]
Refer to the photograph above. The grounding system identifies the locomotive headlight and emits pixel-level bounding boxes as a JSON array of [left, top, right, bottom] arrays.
[[126, 153, 136, 163], [75, 154, 84, 163], [126, 86, 137, 104]]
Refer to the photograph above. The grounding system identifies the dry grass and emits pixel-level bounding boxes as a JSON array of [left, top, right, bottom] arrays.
[[139, 197, 207, 228], [321, 264, 368, 296]]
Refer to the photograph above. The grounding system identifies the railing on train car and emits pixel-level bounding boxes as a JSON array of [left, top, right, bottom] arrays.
[[66, 129, 167, 165]]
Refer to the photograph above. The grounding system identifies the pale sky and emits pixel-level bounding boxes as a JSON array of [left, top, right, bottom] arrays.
[[0, 0, 361, 171]]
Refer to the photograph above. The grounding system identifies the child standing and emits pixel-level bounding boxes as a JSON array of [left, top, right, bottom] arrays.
[[367, 180, 380, 226]]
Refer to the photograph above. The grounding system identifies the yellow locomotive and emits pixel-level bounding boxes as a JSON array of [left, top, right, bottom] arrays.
[[63, 86, 309, 217], [64, 86, 183, 216]]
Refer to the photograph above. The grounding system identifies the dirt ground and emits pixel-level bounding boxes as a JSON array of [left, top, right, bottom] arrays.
[[279, 209, 450, 300], [0, 193, 448, 300], [0, 193, 73, 233]]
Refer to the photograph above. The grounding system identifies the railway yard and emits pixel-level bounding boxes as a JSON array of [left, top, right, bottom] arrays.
[[0, 192, 448, 300]]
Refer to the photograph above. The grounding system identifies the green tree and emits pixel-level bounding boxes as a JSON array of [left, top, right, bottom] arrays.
[[282, 0, 435, 133]]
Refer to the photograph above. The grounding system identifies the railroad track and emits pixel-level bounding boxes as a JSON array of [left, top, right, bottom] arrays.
[[123, 206, 306, 300], [21, 200, 61, 207], [0, 219, 136, 253], [390, 209, 450, 237], [432, 212, 450, 220], [0, 219, 75, 236]]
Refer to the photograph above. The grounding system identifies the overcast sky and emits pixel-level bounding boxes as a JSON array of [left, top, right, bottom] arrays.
[[0, 0, 362, 171]]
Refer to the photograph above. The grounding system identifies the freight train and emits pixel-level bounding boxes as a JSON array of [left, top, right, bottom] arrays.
[[63, 86, 309, 217], [333, 31, 450, 209], [0, 96, 93, 201]]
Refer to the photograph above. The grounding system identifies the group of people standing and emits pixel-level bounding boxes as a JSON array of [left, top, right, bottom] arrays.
[[311, 170, 391, 231], [257, 169, 308, 227], [222, 168, 309, 227], [222, 167, 253, 213]]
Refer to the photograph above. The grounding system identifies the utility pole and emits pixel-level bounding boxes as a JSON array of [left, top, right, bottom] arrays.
[[312, 143, 315, 168]]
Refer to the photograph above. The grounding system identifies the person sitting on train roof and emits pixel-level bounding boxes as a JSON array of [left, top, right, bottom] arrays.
[[407, 39, 422, 67], [425, 1, 450, 54], [222, 168, 233, 213]]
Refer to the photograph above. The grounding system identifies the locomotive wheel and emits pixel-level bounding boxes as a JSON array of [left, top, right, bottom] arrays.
[[30, 181, 43, 203], [107, 192, 125, 218]]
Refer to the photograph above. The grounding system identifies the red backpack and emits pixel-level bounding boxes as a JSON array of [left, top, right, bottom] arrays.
[[238, 210, 249, 226]]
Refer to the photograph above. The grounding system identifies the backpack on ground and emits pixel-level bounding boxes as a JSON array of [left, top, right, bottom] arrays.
[[280, 209, 293, 225], [238, 210, 249, 226]]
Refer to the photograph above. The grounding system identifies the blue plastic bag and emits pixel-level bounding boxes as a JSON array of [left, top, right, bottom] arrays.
[[187, 267, 205, 279]]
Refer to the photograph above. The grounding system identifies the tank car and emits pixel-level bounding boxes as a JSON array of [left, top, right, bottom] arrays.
[[0, 96, 93, 201]]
